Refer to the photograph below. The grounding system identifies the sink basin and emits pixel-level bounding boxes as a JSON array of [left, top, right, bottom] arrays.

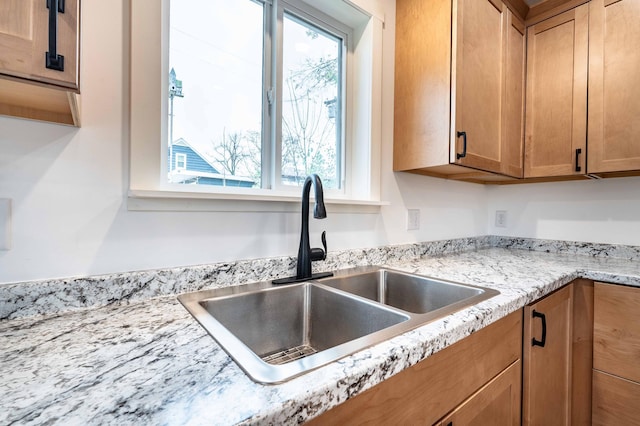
[[179, 281, 410, 383], [319, 269, 489, 314], [178, 267, 499, 383], [199, 283, 409, 365]]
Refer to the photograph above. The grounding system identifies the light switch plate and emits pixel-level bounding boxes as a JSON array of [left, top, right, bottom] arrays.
[[0, 199, 11, 250]]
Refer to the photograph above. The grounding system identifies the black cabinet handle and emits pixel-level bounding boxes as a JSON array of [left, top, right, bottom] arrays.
[[456, 131, 467, 160], [531, 310, 547, 347], [46, 0, 65, 71], [575, 148, 582, 172]]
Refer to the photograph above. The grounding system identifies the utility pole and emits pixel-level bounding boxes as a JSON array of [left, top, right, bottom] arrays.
[[169, 68, 184, 174]]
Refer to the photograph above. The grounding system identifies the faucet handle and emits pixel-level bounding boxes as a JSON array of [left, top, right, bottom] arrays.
[[310, 231, 327, 262]]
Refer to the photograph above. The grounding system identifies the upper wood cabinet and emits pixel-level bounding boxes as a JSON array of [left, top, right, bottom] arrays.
[[587, 0, 640, 174], [525, 0, 640, 179], [0, 0, 80, 125], [524, 5, 588, 178], [394, 0, 525, 182]]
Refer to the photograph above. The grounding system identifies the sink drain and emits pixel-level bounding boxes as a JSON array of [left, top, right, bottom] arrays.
[[261, 345, 318, 365]]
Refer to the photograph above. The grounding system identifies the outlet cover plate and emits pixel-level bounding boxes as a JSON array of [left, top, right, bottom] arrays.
[[495, 210, 507, 228], [407, 209, 420, 230], [0, 199, 11, 250]]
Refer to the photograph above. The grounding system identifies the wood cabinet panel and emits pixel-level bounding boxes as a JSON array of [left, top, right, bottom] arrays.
[[571, 279, 593, 426], [592, 370, 640, 426], [437, 360, 521, 426], [393, 0, 452, 172], [524, 5, 587, 178], [306, 310, 522, 426], [588, 0, 640, 173], [501, 15, 525, 178], [0, 77, 79, 125], [593, 282, 640, 383], [523, 284, 573, 425], [0, 0, 36, 77]]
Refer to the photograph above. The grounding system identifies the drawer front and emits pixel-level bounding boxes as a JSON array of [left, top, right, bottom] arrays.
[[437, 360, 521, 426], [594, 282, 640, 382], [592, 369, 640, 426]]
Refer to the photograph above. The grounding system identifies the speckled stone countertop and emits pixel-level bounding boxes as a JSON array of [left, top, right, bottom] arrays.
[[2, 238, 640, 425]]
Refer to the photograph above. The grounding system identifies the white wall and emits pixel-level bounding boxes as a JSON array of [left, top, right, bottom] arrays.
[[486, 177, 640, 246], [5, 1, 637, 285], [0, 0, 487, 284]]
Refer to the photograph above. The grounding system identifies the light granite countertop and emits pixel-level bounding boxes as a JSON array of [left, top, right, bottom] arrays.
[[2, 241, 640, 425]]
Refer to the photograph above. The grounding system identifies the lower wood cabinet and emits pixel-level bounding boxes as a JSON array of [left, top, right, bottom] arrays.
[[306, 310, 522, 425], [522, 279, 593, 426], [592, 282, 640, 425], [308, 279, 608, 425]]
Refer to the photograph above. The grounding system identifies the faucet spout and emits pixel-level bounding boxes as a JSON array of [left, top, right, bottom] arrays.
[[297, 174, 326, 279]]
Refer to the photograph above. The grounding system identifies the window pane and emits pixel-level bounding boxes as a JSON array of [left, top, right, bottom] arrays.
[[168, 0, 263, 188], [282, 13, 342, 189]]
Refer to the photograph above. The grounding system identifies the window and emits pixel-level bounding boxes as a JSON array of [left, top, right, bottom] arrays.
[[130, 0, 384, 207], [280, 13, 344, 189], [168, 0, 345, 191], [175, 153, 186, 171]]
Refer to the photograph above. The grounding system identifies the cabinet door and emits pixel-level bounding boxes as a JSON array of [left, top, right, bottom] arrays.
[[588, 0, 640, 173], [522, 285, 573, 426], [524, 5, 588, 178], [0, 0, 79, 89], [453, 0, 505, 175], [437, 360, 521, 426]]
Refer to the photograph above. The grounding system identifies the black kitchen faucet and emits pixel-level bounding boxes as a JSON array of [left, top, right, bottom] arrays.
[[273, 174, 333, 284]]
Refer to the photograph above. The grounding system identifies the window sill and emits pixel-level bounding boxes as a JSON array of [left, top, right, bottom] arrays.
[[127, 189, 386, 213]]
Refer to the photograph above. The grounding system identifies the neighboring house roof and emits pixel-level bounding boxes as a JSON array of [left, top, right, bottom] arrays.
[[168, 138, 255, 187]]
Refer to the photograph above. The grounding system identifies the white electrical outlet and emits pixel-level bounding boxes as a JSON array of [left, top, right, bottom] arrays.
[[407, 209, 420, 230], [495, 210, 507, 228], [0, 199, 11, 250]]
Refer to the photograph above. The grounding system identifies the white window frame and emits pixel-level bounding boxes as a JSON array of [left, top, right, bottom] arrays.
[[129, 0, 384, 211]]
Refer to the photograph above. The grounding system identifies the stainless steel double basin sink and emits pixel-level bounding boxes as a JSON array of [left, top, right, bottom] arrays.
[[178, 267, 499, 384]]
